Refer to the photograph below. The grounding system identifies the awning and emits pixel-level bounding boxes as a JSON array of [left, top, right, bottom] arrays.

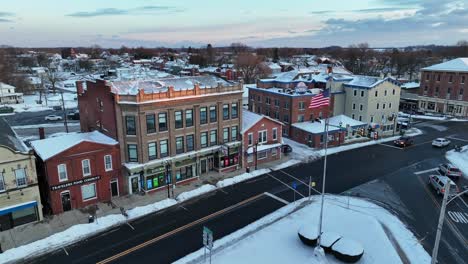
[[0, 201, 37, 216], [246, 143, 282, 154]]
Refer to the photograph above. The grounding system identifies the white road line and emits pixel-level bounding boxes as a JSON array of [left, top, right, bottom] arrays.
[[62, 246, 69, 256], [218, 188, 228, 194], [126, 222, 135, 230], [414, 168, 439, 175], [266, 173, 306, 198], [264, 192, 290, 205], [179, 205, 189, 211], [447, 136, 468, 143], [277, 170, 321, 195], [378, 143, 403, 150]]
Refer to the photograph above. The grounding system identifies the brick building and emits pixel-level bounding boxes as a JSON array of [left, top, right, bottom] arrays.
[[241, 110, 283, 169], [77, 76, 243, 195], [30, 131, 121, 215], [418, 58, 468, 116]]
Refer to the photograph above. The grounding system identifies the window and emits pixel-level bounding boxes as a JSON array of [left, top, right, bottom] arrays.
[[359, 116, 362, 121], [389, 103, 392, 109], [186, 135, 194, 152], [353, 90, 357, 96], [274, 99, 279, 107], [274, 111, 279, 119], [375, 91, 378, 97], [82, 159, 91, 176], [460, 88, 464, 95], [0, 173, 4, 192], [448, 87, 451, 95], [146, 114, 156, 134], [383, 103, 386, 109], [231, 103, 238, 118], [201, 132, 208, 148], [258, 150, 267, 159], [426, 74, 430, 80], [210, 106, 217, 122], [272, 128, 278, 141], [352, 103, 356, 110], [248, 133, 253, 146], [81, 183, 97, 201], [57, 164, 68, 182], [176, 136, 184, 154], [284, 101, 289, 109], [160, 140, 168, 157], [462, 76, 465, 84], [175, 111, 183, 129], [128, 144, 138, 162], [210, 130, 217, 146], [437, 74, 440, 81], [352, 114, 355, 119], [200, 107, 208, 124], [223, 104, 230, 120], [361, 90, 365, 97], [231, 126, 238, 141], [359, 104, 363, 111], [370, 116, 374, 122], [435, 87, 439, 96], [265, 108, 271, 116], [384, 90, 387, 96], [376, 103, 379, 109], [15, 168, 27, 188], [158, 113, 167, 131], [185, 109, 193, 127], [258, 130, 267, 144], [299, 101, 305, 110], [272, 148, 277, 157], [298, 114, 304, 122], [392, 89, 395, 95], [148, 142, 157, 160], [265, 97, 270, 104], [283, 114, 289, 123], [104, 155, 113, 171], [449, 75, 453, 83], [223, 127, 229, 143], [125, 116, 136, 135], [257, 95, 261, 102], [256, 106, 261, 114]]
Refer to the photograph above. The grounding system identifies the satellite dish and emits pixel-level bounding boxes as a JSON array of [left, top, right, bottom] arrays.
[[296, 82, 307, 94]]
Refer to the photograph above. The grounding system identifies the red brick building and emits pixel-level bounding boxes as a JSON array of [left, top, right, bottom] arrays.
[[418, 58, 468, 116], [241, 110, 283, 168], [30, 131, 122, 215]]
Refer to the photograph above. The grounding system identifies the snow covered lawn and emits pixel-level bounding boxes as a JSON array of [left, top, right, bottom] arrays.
[[446, 145, 468, 180], [176, 195, 430, 264], [7, 92, 77, 113]]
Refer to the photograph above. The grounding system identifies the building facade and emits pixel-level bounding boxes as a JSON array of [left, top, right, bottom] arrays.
[[418, 58, 468, 116], [0, 118, 43, 231], [78, 76, 243, 195], [30, 131, 122, 215], [0, 82, 24, 105], [241, 110, 283, 169]]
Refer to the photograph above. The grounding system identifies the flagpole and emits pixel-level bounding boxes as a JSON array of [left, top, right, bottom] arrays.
[[316, 114, 329, 249]]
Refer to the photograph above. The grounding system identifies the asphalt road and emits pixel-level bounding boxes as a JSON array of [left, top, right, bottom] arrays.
[[29, 120, 468, 264], [4, 108, 78, 126]]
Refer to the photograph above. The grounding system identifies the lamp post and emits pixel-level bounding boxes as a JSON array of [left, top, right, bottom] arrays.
[[165, 162, 171, 198], [254, 140, 259, 170]]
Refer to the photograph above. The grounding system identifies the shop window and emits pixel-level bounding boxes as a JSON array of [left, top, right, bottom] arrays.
[[11, 206, 38, 227], [223, 104, 230, 120], [272, 148, 277, 156], [210, 130, 217, 146], [104, 155, 113, 171], [231, 126, 238, 141], [201, 132, 208, 148], [185, 109, 193, 127], [176, 136, 184, 154], [125, 116, 136, 135], [82, 159, 91, 176], [14, 168, 27, 188], [186, 135, 194, 152], [158, 113, 167, 131], [258, 150, 267, 160], [81, 183, 97, 201], [57, 164, 68, 182], [210, 106, 217, 122], [247, 154, 253, 163], [148, 142, 157, 160], [221, 153, 239, 168], [200, 107, 207, 124], [175, 111, 183, 129], [146, 114, 156, 134], [146, 173, 166, 190], [176, 165, 194, 182], [231, 103, 238, 118], [128, 144, 138, 162], [160, 140, 168, 157], [223, 127, 229, 143]]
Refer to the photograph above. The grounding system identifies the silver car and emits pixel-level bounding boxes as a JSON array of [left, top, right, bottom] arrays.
[[432, 138, 450, 148], [438, 163, 462, 179], [428, 175, 459, 196]]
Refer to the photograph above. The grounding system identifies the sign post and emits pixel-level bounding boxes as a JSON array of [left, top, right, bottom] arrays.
[[203, 226, 214, 263], [292, 182, 297, 203]]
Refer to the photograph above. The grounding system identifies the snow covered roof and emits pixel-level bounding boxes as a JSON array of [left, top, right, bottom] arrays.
[[242, 109, 283, 133], [0, 118, 29, 153], [0, 82, 15, 90], [328, 115, 366, 128], [401, 82, 420, 89], [344, 76, 399, 89], [422, 58, 468, 73], [30, 131, 118, 161], [292, 115, 365, 134]]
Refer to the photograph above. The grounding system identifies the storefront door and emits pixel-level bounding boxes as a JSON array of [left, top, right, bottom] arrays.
[[208, 157, 215, 171], [110, 180, 119, 197], [129, 175, 140, 194], [61, 191, 71, 212], [200, 159, 207, 174]]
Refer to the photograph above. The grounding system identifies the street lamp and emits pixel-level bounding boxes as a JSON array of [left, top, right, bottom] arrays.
[[165, 162, 171, 198], [254, 140, 259, 170]]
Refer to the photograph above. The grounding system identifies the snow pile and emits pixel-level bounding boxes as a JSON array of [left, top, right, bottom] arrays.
[[271, 159, 302, 170], [216, 169, 270, 188], [176, 195, 430, 264], [283, 137, 321, 162], [176, 184, 216, 202], [446, 145, 468, 180], [126, 198, 177, 219]]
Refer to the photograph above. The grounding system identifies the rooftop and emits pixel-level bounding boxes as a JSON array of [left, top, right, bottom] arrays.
[[344, 76, 399, 89], [422, 58, 468, 73], [30, 131, 118, 161], [292, 115, 365, 134], [0, 118, 29, 153], [242, 109, 283, 133]]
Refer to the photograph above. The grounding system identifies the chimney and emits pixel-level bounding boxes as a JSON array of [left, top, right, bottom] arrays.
[[38, 127, 45, 139]]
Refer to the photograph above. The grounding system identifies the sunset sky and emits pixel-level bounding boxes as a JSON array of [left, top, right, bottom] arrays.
[[0, 0, 467, 48]]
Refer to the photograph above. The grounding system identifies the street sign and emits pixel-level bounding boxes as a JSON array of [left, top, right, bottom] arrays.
[[203, 226, 213, 249], [292, 182, 297, 190], [311, 181, 316, 187]]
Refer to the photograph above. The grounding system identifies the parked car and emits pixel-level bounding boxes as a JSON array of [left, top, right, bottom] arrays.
[[432, 138, 451, 148], [463, 186, 468, 196], [45, 114, 62, 121], [67, 111, 80, 120], [52, 105, 62, 111], [428, 175, 459, 196], [281, 144, 293, 154], [393, 136, 413, 147], [438, 163, 462, 179]]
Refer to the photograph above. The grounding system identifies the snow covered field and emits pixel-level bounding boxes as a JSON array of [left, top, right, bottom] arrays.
[[176, 195, 430, 264], [446, 145, 468, 180], [5, 92, 77, 113]]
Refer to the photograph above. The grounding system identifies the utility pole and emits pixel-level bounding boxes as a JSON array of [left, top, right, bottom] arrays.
[[431, 181, 450, 264], [254, 141, 258, 170], [60, 90, 69, 133], [166, 162, 171, 198]]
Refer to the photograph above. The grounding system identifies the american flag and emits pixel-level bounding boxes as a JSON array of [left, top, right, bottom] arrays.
[[309, 89, 330, 109]]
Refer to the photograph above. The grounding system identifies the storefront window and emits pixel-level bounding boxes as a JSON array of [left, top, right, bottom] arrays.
[[145, 171, 166, 190], [176, 165, 194, 182], [81, 183, 97, 201], [11, 206, 38, 227], [258, 150, 267, 159]]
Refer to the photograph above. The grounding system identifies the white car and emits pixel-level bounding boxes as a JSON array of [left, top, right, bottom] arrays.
[[45, 115, 62, 121], [432, 138, 450, 148]]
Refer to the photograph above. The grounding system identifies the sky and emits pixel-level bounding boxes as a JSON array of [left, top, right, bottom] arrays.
[[0, 0, 467, 48]]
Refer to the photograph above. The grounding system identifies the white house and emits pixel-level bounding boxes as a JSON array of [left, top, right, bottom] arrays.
[[0, 82, 24, 104]]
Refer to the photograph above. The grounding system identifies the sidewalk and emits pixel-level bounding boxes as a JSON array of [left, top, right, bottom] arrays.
[[0, 156, 294, 252]]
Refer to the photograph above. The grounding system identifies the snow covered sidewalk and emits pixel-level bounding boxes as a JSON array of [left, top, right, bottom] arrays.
[[176, 195, 430, 264], [446, 145, 468, 180]]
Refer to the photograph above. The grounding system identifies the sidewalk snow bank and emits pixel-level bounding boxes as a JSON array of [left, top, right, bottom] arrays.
[[216, 168, 270, 188], [176, 184, 217, 202], [446, 145, 468, 180], [271, 159, 302, 170], [175, 195, 430, 264]]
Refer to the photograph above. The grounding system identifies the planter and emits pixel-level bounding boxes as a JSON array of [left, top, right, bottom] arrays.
[[319, 232, 341, 253], [331, 237, 364, 263]]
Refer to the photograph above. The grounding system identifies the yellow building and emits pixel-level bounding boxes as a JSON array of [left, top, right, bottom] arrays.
[[0, 118, 43, 231]]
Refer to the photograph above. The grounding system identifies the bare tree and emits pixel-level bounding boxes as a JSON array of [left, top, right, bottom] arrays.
[[235, 53, 271, 84], [230, 43, 249, 54], [45, 66, 65, 94]]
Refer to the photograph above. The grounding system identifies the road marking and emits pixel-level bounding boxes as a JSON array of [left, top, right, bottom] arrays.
[[377, 143, 403, 150], [218, 188, 228, 194], [447, 136, 468, 143], [264, 192, 290, 205], [96, 193, 265, 264], [179, 205, 189, 212], [277, 170, 321, 195], [126, 222, 135, 230], [266, 173, 307, 198], [62, 246, 69, 256], [448, 211, 468, 224], [414, 168, 439, 175]]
